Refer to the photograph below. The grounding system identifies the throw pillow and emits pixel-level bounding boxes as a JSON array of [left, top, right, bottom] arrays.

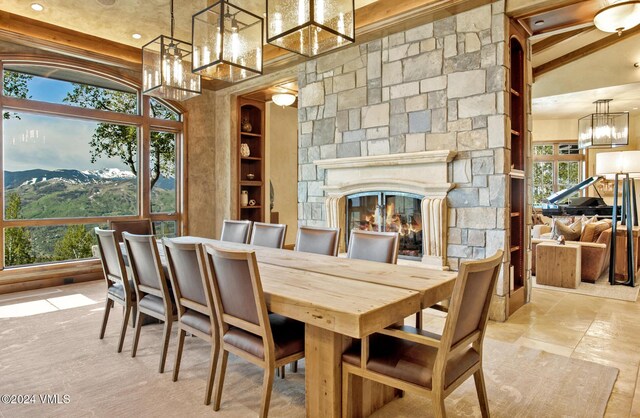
[[581, 215, 597, 232], [554, 218, 582, 241], [581, 221, 611, 243]]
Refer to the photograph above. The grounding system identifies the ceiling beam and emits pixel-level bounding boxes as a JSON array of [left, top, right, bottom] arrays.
[[531, 27, 593, 55], [506, 0, 586, 19], [533, 25, 640, 79]]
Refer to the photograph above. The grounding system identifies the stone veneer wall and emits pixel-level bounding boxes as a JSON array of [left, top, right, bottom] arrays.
[[296, 2, 518, 319]]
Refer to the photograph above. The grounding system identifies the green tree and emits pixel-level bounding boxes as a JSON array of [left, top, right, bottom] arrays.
[[3, 70, 33, 119], [64, 86, 176, 188], [53, 225, 94, 261], [4, 193, 35, 266]]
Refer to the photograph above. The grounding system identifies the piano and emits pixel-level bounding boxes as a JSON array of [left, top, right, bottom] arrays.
[[540, 176, 617, 218]]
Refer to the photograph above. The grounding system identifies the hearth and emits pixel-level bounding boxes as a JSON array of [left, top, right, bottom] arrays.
[[346, 191, 423, 260]]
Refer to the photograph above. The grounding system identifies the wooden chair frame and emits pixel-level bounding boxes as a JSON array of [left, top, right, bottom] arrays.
[[220, 219, 253, 244], [202, 244, 305, 418], [122, 232, 175, 373], [250, 222, 288, 249], [108, 219, 153, 242], [163, 238, 219, 405], [342, 250, 504, 418], [95, 227, 136, 353]]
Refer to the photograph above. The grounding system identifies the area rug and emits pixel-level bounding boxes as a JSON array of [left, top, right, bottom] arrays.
[[0, 283, 618, 418], [533, 273, 639, 302]]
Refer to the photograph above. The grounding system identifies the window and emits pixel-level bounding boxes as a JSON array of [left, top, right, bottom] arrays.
[[532, 142, 584, 206], [0, 60, 185, 268]]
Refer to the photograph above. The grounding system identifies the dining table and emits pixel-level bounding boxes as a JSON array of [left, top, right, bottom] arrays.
[[124, 236, 458, 417]]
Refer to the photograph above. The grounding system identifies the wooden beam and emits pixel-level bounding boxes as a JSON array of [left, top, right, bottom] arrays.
[[532, 27, 592, 54], [506, 0, 586, 19], [533, 25, 640, 78]]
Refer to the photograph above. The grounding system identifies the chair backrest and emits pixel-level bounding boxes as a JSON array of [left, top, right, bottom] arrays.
[[95, 227, 131, 294], [109, 219, 153, 243], [295, 226, 340, 256], [250, 222, 287, 249], [122, 232, 171, 305], [202, 244, 272, 349], [220, 219, 252, 244], [439, 250, 504, 355], [163, 238, 208, 316], [347, 230, 399, 264]]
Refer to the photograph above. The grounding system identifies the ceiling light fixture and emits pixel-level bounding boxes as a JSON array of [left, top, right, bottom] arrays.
[[578, 99, 629, 149], [594, 0, 640, 36], [192, 0, 264, 83], [267, 0, 355, 57], [272, 93, 296, 107], [142, 0, 201, 101], [30, 3, 44, 11], [132, 33, 142, 40], [534, 20, 545, 26]]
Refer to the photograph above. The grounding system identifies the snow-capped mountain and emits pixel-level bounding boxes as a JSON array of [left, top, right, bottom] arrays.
[[4, 168, 174, 189]]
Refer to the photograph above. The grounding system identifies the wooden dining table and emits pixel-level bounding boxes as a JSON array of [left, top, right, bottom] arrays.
[[135, 236, 457, 417]]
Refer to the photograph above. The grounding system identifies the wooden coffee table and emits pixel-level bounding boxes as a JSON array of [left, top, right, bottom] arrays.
[[536, 241, 581, 289]]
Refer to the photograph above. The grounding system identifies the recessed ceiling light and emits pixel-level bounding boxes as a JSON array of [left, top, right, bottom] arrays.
[[635, 62, 640, 68], [31, 3, 44, 11], [634, 107, 638, 110], [534, 20, 545, 26], [132, 33, 142, 40]]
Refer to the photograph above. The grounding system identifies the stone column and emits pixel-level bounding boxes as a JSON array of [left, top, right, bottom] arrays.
[[421, 197, 449, 270]]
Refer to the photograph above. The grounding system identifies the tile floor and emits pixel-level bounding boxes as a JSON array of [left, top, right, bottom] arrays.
[[1, 281, 639, 416]]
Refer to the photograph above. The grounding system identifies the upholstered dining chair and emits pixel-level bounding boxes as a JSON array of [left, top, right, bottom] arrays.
[[249, 222, 287, 249], [201, 244, 305, 418], [122, 232, 175, 373], [341, 250, 504, 418], [95, 227, 136, 353], [220, 219, 252, 244], [109, 219, 153, 243], [163, 238, 218, 405], [295, 225, 340, 256], [347, 230, 399, 264]]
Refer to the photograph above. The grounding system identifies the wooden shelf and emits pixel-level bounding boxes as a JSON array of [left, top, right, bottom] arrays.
[[510, 88, 521, 97], [511, 129, 521, 136], [510, 246, 520, 252], [240, 205, 262, 209], [237, 98, 266, 223], [511, 212, 520, 217], [509, 169, 525, 179], [240, 181, 262, 186], [241, 132, 262, 137], [241, 156, 262, 161]]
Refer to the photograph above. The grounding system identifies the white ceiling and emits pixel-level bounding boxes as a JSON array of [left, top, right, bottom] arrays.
[[0, 0, 379, 48]]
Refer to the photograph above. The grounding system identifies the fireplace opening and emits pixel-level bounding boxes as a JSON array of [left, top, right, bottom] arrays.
[[346, 191, 423, 260]]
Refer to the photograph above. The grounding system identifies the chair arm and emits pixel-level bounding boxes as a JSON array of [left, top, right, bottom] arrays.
[[378, 325, 441, 348]]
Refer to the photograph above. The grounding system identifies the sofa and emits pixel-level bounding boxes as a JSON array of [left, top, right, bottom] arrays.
[[532, 228, 612, 283]]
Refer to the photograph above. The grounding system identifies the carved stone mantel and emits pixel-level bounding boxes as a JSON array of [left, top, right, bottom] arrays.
[[314, 150, 457, 270]]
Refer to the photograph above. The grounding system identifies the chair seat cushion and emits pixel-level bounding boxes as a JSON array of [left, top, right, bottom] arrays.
[[223, 313, 304, 361], [181, 309, 212, 335], [139, 294, 166, 316], [107, 281, 135, 301], [343, 330, 480, 389]]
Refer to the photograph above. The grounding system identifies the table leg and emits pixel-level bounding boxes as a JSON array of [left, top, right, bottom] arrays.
[[304, 324, 400, 418]]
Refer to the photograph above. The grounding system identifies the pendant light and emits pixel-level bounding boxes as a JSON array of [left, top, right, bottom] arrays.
[[142, 0, 201, 101], [192, 0, 264, 83], [594, 1, 640, 36], [267, 0, 355, 57], [578, 99, 629, 149]]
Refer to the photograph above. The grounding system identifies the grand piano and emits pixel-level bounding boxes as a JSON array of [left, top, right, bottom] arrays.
[[541, 176, 617, 218]]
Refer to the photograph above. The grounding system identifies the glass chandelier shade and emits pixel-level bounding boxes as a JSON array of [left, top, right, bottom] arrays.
[[142, 35, 202, 101], [578, 99, 629, 149], [192, 1, 264, 83], [594, 1, 640, 35], [272, 93, 296, 106], [267, 0, 355, 57]]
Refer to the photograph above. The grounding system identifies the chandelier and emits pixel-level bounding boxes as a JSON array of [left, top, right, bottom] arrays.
[[578, 99, 629, 149], [267, 0, 355, 57], [192, 0, 264, 83], [272, 93, 296, 107], [594, 1, 640, 36], [142, 0, 201, 101]]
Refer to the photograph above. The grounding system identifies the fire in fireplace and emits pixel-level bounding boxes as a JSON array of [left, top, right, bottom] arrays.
[[346, 192, 423, 260]]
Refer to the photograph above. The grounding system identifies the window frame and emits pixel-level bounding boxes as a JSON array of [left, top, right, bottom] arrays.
[[0, 56, 188, 272], [532, 140, 585, 206]]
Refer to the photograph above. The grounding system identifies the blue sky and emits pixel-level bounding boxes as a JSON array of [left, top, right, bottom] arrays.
[[3, 75, 132, 172]]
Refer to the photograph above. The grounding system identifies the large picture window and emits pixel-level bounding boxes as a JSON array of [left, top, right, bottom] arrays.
[[0, 59, 185, 269], [533, 142, 584, 206]]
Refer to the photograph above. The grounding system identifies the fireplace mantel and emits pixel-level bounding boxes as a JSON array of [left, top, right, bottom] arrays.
[[314, 150, 457, 270]]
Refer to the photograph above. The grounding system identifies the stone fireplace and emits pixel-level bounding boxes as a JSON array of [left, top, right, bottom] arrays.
[[315, 150, 456, 270]]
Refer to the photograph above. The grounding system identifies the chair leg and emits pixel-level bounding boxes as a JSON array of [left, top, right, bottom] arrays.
[[431, 391, 447, 418], [279, 365, 286, 379], [158, 319, 173, 374], [260, 365, 275, 418], [291, 360, 298, 373], [117, 304, 132, 353], [99, 298, 113, 339], [212, 350, 229, 411], [341, 367, 350, 418], [131, 309, 143, 358], [204, 344, 219, 405], [473, 369, 490, 418], [172, 329, 186, 382]]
